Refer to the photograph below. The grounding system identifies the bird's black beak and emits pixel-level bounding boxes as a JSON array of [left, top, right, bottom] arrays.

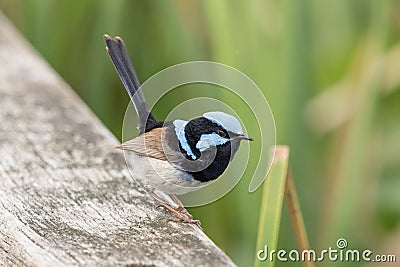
[[234, 134, 253, 141]]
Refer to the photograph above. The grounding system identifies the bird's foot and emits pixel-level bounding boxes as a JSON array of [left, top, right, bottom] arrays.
[[170, 194, 193, 219], [167, 216, 202, 229], [151, 193, 201, 230]]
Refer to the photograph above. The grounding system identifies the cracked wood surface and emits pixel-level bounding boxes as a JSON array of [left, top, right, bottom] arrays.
[[0, 13, 236, 267]]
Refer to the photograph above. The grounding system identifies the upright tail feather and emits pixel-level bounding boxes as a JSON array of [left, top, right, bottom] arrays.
[[104, 34, 157, 134]]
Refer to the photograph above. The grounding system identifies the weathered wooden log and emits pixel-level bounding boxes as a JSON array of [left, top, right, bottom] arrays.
[[0, 13, 235, 267]]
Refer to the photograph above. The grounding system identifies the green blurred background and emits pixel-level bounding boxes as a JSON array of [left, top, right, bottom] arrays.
[[1, 0, 399, 266]]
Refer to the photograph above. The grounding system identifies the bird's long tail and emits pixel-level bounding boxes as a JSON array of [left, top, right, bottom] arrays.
[[104, 34, 157, 133]]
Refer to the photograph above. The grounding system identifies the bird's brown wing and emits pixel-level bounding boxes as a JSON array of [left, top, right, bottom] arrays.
[[116, 126, 218, 173], [115, 127, 172, 161]]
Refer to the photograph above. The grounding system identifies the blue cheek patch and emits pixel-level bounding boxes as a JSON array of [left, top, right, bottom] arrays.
[[196, 133, 229, 152], [173, 120, 197, 160]]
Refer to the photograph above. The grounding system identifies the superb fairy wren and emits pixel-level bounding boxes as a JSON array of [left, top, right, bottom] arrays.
[[104, 35, 252, 227]]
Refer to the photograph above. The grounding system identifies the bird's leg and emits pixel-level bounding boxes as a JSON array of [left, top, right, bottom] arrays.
[[170, 194, 193, 219], [150, 192, 181, 216], [150, 193, 202, 230], [170, 194, 184, 209]]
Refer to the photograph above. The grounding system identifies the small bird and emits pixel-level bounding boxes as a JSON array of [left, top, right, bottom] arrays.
[[104, 35, 252, 227]]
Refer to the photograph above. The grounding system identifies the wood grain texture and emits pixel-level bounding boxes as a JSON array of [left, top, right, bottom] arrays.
[[0, 13, 235, 267]]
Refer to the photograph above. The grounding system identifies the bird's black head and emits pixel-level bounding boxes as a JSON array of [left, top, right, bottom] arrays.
[[172, 112, 252, 182]]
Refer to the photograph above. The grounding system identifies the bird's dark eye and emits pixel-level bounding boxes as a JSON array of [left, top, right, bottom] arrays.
[[217, 129, 227, 138]]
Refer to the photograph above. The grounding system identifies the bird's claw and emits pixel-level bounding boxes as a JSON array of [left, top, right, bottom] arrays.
[[167, 216, 202, 229], [151, 192, 201, 230]]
